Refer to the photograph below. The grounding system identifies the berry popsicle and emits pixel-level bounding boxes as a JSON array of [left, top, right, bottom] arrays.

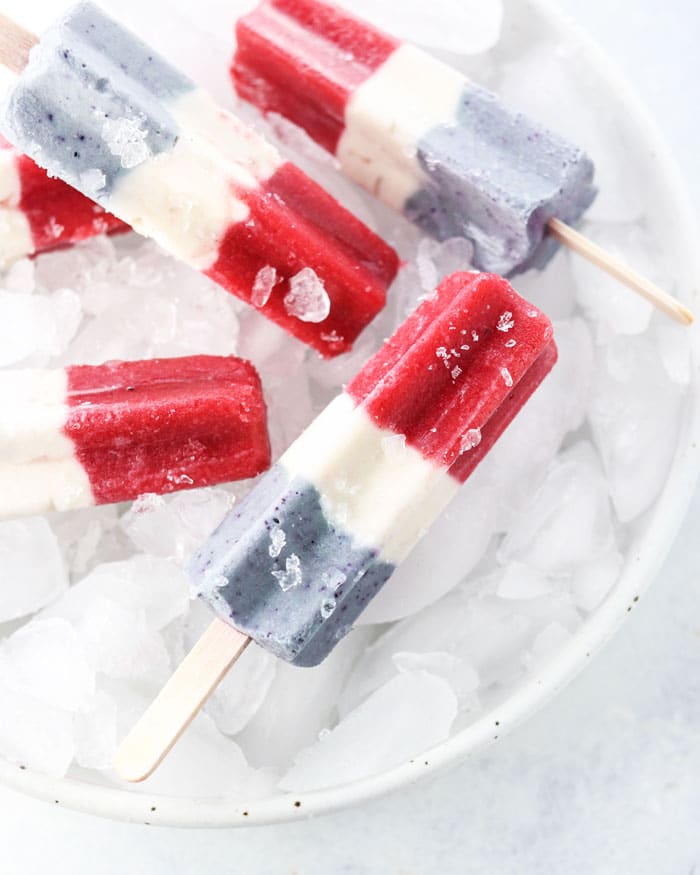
[[230, 0, 693, 327], [0, 136, 128, 269], [0, 2, 399, 357], [116, 272, 556, 780], [233, 0, 596, 276], [0, 355, 271, 519], [191, 272, 557, 666]]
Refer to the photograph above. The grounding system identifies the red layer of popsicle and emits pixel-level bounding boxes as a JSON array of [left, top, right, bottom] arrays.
[[346, 272, 556, 472], [65, 355, 271, 503]]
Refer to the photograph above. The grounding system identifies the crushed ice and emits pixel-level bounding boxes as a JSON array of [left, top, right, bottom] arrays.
[[283, 267, 331, 323], [0, 0, 691, 801]]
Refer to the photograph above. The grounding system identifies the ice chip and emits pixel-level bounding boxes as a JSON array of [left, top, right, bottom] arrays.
[[251, 264, 278, 308], [268, 526, 286, 558], [102, 116, 152, 168], [283, 268, 331, 322], [272, 553, 302, 591], [460, 428, 482, 453], [79, 168, 107, 196], [381, 433, 406, 458]]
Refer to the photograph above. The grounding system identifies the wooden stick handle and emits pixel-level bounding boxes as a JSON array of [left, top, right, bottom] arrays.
[[0, 14, 37, 74], [114, 618, 251, 783], [548, 217, 694, 326]]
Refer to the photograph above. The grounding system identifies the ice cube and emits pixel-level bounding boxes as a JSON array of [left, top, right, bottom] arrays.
[[235, 628, 371, 770], [343, 585, 477, 712], [588, 334, 684, 521], [511, 247, 576, 321], [74, 690, 118, 770], [0, 678, 75, 777], [524, 621, 573, 672], [393, 650, 480, 708], [283, 268, 331, 323], [120, 489, 235, 563], [40, 555, 190, 635], [0, 618, 94, 711], [496, 562, 554, 600], [498, 442, 616, 573], [77, 596, 171, 682], [0, 517, 68, 621], [3, 258, 35, 294], [571, 222, 665, 340], [416, 237, 439, 292], [205, 645, 277, 737], [251, 265, 278, 308], [102, 116, 152, 169], [0, 288, 81, 366], [279, 671, 457, 791], [570, 550, 624, 613]]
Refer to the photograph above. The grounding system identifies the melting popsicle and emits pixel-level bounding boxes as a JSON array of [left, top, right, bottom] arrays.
[[0, 354, 271, 519], [0, 2, 399, 356]]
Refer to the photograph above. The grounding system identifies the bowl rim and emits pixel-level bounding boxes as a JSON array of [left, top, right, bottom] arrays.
[[1, 0, 698, 828]]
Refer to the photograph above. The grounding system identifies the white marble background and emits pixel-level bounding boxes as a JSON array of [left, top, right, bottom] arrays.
[[1, 1, 699, 871]]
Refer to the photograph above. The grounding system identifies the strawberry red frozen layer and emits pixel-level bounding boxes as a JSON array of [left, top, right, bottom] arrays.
[[205, 161, 399, 356], [234, 0, 398, 153], [65, 355, 271, 504], [17, 151, 129, 253], [346, 272, 555, 469]]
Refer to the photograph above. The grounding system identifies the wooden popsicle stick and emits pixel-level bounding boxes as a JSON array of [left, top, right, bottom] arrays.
[[548, 217, 694, 326], [0, 14, 37, 74], [114, 618, 251, 783]]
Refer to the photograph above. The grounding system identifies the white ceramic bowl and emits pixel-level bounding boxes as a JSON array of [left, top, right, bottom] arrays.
[[0, 0, 698, 827]]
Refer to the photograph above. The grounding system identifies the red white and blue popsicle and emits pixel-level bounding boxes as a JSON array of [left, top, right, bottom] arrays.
[[0, 355, 271, 519], [0, 136, 128, 268], [232, 0, 693, 325], [115, 271, 556, 780], [0, 2, 399, 356], [233, 0, 596, 276]]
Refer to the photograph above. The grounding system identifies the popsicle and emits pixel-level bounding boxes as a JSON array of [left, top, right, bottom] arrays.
[[232, 0, 693, 325], [0, 136, 128, 268], [0, 354, 271, 519], [0, 3, 399, 357], [115, 271, 557, 779]]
